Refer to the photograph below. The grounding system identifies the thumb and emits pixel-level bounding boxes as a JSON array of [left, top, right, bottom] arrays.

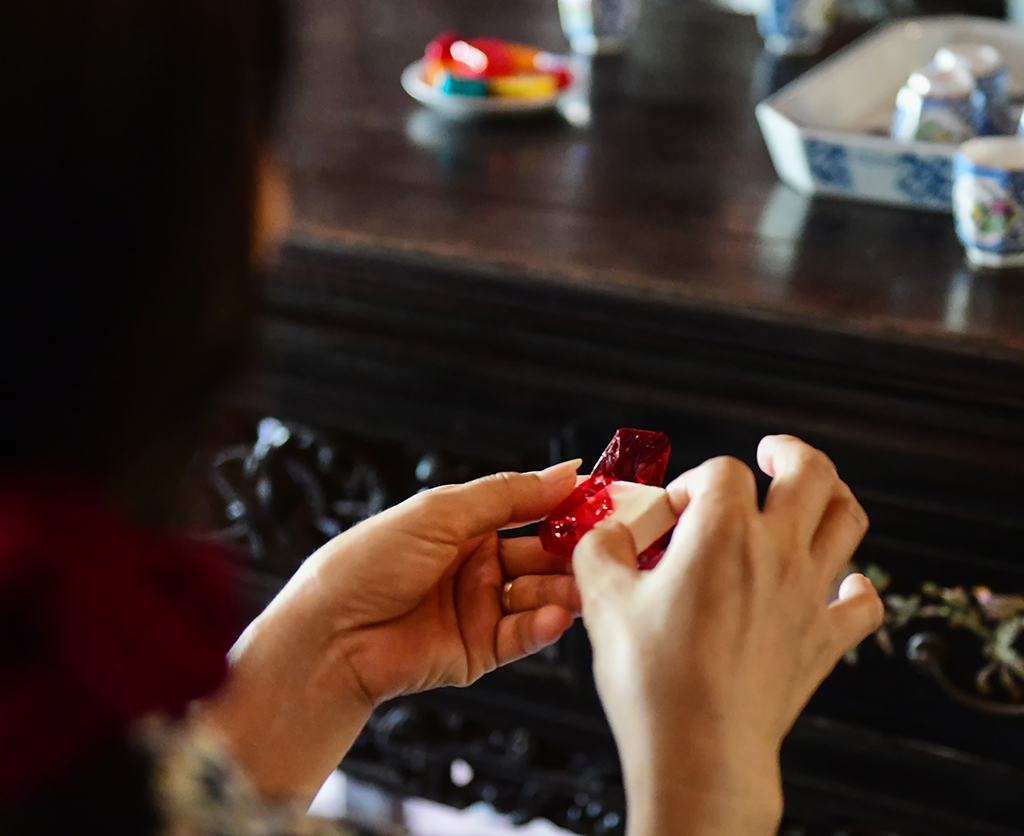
[[411, 460, 583, 542], [828, 573, 884, 659], [573, 520, 640, 621]]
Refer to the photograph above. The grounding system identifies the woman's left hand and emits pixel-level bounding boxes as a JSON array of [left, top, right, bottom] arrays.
[[298, 459, 583, 701], [197, 460, 582, 800]]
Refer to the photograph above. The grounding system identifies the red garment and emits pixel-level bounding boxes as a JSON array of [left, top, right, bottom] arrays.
[[0, 473, 239, 801]]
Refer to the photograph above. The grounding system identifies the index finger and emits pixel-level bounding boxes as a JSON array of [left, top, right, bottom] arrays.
[[416, 460, 582, 542], [658, 455, 759, 579]]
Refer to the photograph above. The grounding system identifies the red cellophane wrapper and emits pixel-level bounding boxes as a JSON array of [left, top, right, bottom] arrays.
[[538, 428, 671, 569]]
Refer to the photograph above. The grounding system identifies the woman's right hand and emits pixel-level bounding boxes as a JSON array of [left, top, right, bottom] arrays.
[[573, 434, 883, 836]]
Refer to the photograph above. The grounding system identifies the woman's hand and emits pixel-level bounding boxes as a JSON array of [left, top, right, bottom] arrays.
[[573, 435, 883, 836], [301, 459, 585, 701], [197, 460, 582, 801]]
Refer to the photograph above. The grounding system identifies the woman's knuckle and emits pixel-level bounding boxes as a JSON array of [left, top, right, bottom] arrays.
[[487, 470, 520, 496], [872, 594, 885, 628], [704, 455, 755, 493], [833, 482, 868, 531], [846, 508, 869, 542], [799, 449, 837, 482], [847, 496, 870, 534]]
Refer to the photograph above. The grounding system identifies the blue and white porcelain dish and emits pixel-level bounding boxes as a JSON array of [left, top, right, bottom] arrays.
[[756, 17, 1024, 212]]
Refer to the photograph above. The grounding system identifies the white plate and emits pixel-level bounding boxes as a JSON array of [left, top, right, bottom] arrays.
[[401, 57, 584, 119], [755, 17, 1024, 212]]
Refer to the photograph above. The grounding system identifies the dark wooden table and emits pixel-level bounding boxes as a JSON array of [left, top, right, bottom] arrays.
[[281, 0, 1024, 354], [226, 0, 1024, 832]]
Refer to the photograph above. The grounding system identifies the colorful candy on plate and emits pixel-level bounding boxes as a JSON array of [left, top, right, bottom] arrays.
[[421, 33, 574, 99], [539, 429, 676, 570]]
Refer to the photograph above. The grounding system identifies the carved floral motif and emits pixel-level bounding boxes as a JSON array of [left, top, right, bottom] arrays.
[[209, 417, 390, 571], [849, 563, 1024, 705]]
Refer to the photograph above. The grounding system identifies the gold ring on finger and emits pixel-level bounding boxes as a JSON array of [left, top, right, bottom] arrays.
[[502, 580, 514, 613]]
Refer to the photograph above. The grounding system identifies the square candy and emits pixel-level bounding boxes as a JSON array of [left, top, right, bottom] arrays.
[[539, 428, 673, 567]]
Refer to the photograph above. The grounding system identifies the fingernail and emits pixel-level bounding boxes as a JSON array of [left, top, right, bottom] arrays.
[[538, 458, 584, 484], [838, 573, 873, 600]]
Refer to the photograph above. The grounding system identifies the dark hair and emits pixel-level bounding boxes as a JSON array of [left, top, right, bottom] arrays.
[[0, 0, 286, 518]]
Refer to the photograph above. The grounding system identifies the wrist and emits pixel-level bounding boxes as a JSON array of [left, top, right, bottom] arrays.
[[195, 590, 374, 802], [625, 779, 782, 836], [618, 730, 782, 836]]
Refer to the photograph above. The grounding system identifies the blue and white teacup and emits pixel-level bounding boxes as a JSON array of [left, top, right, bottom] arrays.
[[756, 0, 835, 56], [953, 137, 1024, 268], [892, 65, 978, 145], [934, 44, 1008, 135]]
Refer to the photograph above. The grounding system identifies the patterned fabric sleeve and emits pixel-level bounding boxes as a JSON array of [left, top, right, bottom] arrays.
[[136, 717, 353, 836]]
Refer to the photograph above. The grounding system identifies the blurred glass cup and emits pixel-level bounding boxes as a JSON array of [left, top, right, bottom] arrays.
[[756, 0, 835, 56], [558, 0, 639, 55], [953, 137, 1024, 268], [891, 65, 978, 144]]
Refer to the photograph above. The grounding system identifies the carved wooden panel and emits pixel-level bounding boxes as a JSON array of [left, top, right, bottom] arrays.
[[197, 415, 1024, 834]]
